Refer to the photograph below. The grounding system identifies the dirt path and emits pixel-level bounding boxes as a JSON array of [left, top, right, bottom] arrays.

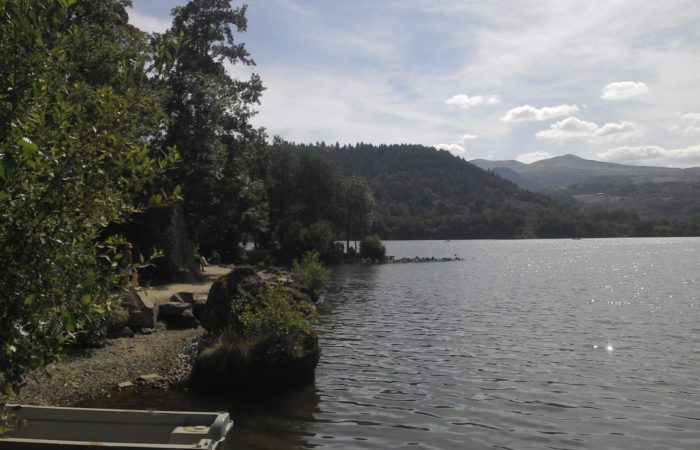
[[143, 264, 231, 304], [9, 265, 232, 406]]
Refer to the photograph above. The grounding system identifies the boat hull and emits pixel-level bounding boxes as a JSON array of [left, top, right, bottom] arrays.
[[1, 405, 233, 450]]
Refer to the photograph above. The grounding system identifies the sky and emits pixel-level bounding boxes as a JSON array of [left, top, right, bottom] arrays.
[[129, 0, 700, 167]]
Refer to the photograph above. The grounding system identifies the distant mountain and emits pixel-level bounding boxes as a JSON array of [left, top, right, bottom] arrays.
[[471, 154, 700, 191], [472, 154, 700, 222]]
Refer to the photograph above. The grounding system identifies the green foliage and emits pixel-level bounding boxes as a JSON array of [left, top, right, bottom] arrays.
[[360, 235, 387, 262], [338, 176, 374, 248], [292, 251, 331, 296], [266, 140, 339, 257], [229, 286, 317, 357], [107, 303, 130, 332], [282, 142, 606, 239], [162, 0, 267, 256], [0, 0, 175, 401]]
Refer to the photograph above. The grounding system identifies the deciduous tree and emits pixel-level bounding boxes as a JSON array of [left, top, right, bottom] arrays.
[[0, 0, 175, 400]]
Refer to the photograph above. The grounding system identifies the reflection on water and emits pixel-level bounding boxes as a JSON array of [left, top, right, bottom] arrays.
[[87, 238, 700, 449]]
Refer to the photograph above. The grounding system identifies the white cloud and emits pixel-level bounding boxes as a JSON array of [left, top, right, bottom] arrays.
[[459, 133, 479, 143], [535, 117, 598, 141], [127, 8, 171, 33], [601, 81, 649, 100], [501, 104, 579, 122], [597, 144, 700, 167], [516, 152, 553, 164], [433, 143, 467, 158], [252, 68, 451, 147], [670, 112, 700, 135], [445, 94, 500, 109], [536, 117, 642, 143], [593, 121, 643, 141]]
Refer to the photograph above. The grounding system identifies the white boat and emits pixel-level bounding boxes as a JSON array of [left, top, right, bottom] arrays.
[[0, 404, 233, 449]]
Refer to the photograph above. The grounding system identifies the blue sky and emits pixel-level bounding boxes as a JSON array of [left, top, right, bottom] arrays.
[[130, 0, 700, 167]]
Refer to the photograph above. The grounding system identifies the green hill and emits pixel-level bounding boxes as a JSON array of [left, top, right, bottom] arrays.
[[306, 143, 580, 239]]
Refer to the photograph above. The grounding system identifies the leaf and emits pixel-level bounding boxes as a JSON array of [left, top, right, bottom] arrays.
[[24, 294, 36, 306], [148, 193, 163, 206], [62, 311, 76, 332], [17, 137, 38, 158]]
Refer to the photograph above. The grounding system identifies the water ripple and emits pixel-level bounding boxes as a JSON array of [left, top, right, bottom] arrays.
[[311, 238, 700, 449]]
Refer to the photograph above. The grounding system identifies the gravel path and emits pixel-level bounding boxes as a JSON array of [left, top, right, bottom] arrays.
[[9, 265, 233, 406]]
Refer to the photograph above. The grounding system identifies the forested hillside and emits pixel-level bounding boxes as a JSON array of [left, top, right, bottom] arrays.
[[301, 143, 584, 239]]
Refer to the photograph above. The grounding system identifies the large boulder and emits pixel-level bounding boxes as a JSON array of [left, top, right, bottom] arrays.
[[192, 266, 321, 390], [104, 202, 198, 283], [190, 328, 320, 390], [203, 266, 266, 332], [120, 288, 158, 329]]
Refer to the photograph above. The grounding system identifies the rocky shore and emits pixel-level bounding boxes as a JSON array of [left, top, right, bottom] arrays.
[[10, 328, 203, 406], [9, 265, 233, 406]]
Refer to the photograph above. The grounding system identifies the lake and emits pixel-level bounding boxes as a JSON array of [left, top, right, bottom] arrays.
[[92, 238, 700, 449]]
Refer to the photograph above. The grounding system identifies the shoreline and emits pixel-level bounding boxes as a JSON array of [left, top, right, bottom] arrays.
[[9, 265, 234, 407], [10, 328, 204, 406]]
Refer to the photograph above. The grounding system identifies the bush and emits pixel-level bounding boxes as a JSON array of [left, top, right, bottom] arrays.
[[360, 234, 387, 262], [291, 250, 331, 298], [231, 287, 317, 347], [191, 285, 320, 390]]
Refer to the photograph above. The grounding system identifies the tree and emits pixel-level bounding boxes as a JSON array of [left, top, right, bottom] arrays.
[[337, 176, 374, 252], [265, 140, 339, 258], [0, 0, 175, 400], [360, 235, 386, 262], [162, 0, 265, 254]]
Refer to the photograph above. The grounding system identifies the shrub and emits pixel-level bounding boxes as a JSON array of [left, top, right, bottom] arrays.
[[292, 250, 331, 298], [360, 234, 387, 262], [191, 284, 321, 390], [229, 286, 317, 356]]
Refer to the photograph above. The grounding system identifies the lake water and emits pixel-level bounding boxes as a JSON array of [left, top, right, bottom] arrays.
[[92, 238, 700, 449]]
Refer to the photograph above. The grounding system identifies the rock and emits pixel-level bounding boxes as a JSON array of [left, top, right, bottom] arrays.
[[170, 292, 194, 304], [117, 203, 198, 283], [159, 302, 192, 317], [108, 327, 135, 339], [158, 302, 199, 329], [137, 373, 162, 383], [116, 381, 133, 389], [203, 265, 266, 332], [193, 265, 320, 391], [190, 295, 207, 323], [169, 292, 206, 323], [121, 288, 158, 329], [190, 328, 320, 390], [283, 286, 313, 304], [168, 309, 199, 329]]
